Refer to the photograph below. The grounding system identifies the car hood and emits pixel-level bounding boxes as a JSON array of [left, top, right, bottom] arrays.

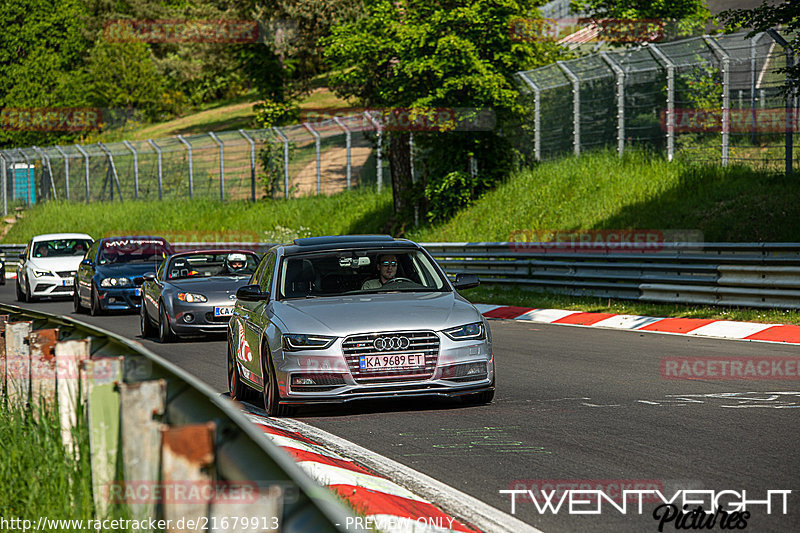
[[27, 256, 83, 272], [95, 262, 160, 279], [272, 291, 481, 335], [168, 276, 251, 294]]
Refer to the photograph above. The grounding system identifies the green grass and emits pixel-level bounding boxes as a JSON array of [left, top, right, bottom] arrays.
[[0, 401, 95, 524], [3, 189, 393, 244], [462, 285, 800, 325], [406, 149, 800, 243]]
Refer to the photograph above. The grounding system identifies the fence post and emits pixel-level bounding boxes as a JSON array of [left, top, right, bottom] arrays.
[[750, 33, 765, 144], [649, 44, 675, 161], [54, 146, 70, 201], [518, 72, 541, 161], [146, 139, 163, 200], [97, 143, 123, 201], [239, 129, 256, 201], [32, 147, 57, 201], [122, 140, 139, 200], [74, 144, 91, 202], [175, 136, 193, 199], [705, 36, 731, 166], [302, 123, 321, 195], [332, 117, 352, 189], [767, 29, 795, 176], [0, 152, 7, 215], [273, 127, 290, 199], [208, 132, 225, 201], [601, 52, 625, 157], [557, 61, 580, 156], [365, 111, 383, 192]]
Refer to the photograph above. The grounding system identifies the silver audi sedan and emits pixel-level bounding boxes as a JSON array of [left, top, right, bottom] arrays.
[[227, 235, 494, 416], [141, 250, 260, 342]]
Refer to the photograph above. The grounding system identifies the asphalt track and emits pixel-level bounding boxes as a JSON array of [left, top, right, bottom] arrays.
[[4, 284, 798, 532]]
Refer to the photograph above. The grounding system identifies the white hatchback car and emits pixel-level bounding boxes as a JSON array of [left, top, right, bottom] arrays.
[[16, 233, 94, 302]]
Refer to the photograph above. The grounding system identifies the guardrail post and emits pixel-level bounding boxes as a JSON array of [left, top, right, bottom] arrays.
[[705, 36, 731, 166], [239, 129, 257, 201], [122, 140, 139, 200], [767, 29, 796, 176], [175, 136, 193, 200], [120, 379, 166, 526], [273, 127, 290, 199], [147, 139, 163, 200], [557, 61, 581, 156], [54, 145, 70, 201], [161, 422, 216, 530], [29, 328, 58, 418], [55, 339, 90, 453], [648, 44, 676, 161], [5, 321, 33, 407], [601, 52, 626, 157], [75, 144, 91, 202], [209, 132, 225, 201], [302, 123, 322, 195], [0, 152, 8, 215], [332, 117, 352, 189], [518, 72, 541, 161], [364, 111, 383, 192], [83, 357, 123, 518]]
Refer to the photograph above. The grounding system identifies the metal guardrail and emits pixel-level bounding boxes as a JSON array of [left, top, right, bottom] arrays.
[[0, 303, 357, 532], [3, 241, 799, 308]]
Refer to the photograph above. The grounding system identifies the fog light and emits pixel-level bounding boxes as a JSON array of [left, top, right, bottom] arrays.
[[108, 297, 116, 303], [183, 313, 194, 323], [466, 363, 484, 375], [293, 377, 315, 386]]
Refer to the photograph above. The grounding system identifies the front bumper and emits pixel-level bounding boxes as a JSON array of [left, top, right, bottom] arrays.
[[31, 276, 76, 297], [170, 300, 235, 336], [96, 286, 142, 310]]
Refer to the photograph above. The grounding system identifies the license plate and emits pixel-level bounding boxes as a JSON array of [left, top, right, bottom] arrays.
[[214, 306, 234, 317], [61, 279, 73, 287], [359, 353, 424, 371], [134, 288, 141, 296]]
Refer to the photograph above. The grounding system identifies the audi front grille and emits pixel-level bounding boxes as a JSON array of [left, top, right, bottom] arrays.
[[342, 331, 439, 383]]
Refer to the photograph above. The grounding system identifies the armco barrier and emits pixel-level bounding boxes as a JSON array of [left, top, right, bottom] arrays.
[[2, 241, 799, 308], [0, 303, 359, 532]]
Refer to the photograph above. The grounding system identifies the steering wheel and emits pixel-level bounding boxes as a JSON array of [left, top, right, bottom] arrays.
[[383, 277, 415, 285]]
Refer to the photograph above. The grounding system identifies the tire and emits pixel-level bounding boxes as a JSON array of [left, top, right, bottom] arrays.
[[25, 279, 37, 303], [15, 278, 24, 302], [158, 304, 174, 343], [461, 377, 495, 406], [261, 346, 291, 417], [73, 287, 85, 313], [228, 339, 254, 402], [140, 302, 156, 338], [90, 285, 102, 316]]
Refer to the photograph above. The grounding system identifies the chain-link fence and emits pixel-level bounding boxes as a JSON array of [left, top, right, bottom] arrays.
[[517, 29, 799, 172], [0, 112, 387, 215]]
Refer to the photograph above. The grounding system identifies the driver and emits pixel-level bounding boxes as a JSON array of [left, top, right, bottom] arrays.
[[224, 253, 248, 274], [361, 254, 397, 289]]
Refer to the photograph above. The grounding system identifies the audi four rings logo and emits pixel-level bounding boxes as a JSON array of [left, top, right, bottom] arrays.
[[373, 336, 410, 351]]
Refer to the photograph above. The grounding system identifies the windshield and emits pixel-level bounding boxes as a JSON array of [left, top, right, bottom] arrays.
[[278, 249, 449, 299], [31, 238, 93, 258], [98, 238, 172, 265], [166, 252, 259, 280]]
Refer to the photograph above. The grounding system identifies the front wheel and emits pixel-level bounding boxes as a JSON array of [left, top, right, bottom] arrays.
[[73, 287, 85, 313], [261, 348, 291, 417], [228, 340, 254, 402], [158, 304, 174, 343], [25, 279, 37, 303], [15, 278, 24, 302], [140, 302, 156, 338], [90, 285, 102, 316]]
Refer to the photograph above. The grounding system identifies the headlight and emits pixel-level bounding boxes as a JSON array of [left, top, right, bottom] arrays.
[[443, 322, 486, 341], [33, 270, 54, 278], [282, 334, 336, 351], [100, 277, 132, 287], [178, 292, 207, 303]]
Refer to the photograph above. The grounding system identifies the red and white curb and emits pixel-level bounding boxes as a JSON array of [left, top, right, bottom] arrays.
[[241, 406, 539, 533], [474, 304, 800, 345]]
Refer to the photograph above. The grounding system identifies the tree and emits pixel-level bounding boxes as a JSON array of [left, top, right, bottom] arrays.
[[720, 1, 800, 94], [570, 0, 711, 38], [322, 0, 563, 225]]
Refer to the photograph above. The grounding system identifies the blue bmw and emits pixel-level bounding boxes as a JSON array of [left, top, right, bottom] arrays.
[[74, 236, 173, 315]]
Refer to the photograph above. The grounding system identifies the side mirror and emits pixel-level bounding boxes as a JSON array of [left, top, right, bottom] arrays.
[[236, 284, 269, 302], [142, 272, 156, 282], [18, 253, 25, 260], [453, 273, 480, 290]]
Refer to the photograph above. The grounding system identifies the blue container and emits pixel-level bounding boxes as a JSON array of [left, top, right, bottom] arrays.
[[13, 164, 35, 204]]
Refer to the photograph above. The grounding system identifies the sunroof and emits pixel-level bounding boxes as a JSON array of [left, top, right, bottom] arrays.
[[293, 235, 394, 246]]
